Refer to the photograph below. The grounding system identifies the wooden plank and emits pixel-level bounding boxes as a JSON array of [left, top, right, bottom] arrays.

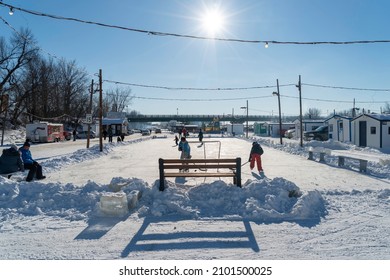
[[164, 172, 235, 178], [162, 158, 238, 164], [162, 164, 237, 169]]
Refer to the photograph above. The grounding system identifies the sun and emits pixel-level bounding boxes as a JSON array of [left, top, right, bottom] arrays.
[[201, 8, 225, 36]]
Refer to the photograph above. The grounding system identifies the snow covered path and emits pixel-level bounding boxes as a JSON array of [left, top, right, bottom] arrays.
[[1, 134, 390, 260], [42, 135, 390, 192]]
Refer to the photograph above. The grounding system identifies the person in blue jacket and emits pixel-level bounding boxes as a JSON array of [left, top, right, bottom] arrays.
[[178, 137, 191, 159], [178, 136, 191, 172], [19, 141, 46, 182]]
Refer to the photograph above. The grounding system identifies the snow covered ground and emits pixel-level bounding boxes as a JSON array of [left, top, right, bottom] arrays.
[[1, 130, 390, 277]]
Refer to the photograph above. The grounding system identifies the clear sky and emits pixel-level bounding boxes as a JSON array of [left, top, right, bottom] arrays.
[[1, 0, 390, 117]]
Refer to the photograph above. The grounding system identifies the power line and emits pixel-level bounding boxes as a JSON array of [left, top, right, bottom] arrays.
[[2, 2, 389, 106], [106, 78, 390, 95], [2, 2, 390, 46], [0, 16, 61, 60], [281, 95, 389, 104], [134, 95, 272, 102], [104, 79, 294, 91], [302, 83, 390, 92]]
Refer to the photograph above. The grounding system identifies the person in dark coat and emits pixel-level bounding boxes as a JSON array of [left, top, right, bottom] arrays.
[[0, 144, 24, 177], [249, 141, 264, 173], [19, 141, 46, 182], [198, 129, 204, 144], [108, 127, 113, 143], [72, 129, 77, 141]]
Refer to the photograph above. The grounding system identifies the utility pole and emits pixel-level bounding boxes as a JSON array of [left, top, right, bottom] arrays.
[[99, 69, 103, 152], [240, 101, 249, 138], [246, 100, 249, 138], [276, 80, 282, 145], [272, 81, 282, 145], [297, 75, 303, 147], [87, 79, 94, 149]]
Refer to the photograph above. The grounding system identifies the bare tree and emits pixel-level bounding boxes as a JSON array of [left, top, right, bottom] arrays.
[[104, 87, 133, 113], [383, 102, 390, 114], [57, 59, 89, 120], [0, 28, 39, 120], [304, 108, 322, 119]]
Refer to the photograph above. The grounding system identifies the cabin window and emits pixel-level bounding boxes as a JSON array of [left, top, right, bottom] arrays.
[[370, 127, 376, 134]]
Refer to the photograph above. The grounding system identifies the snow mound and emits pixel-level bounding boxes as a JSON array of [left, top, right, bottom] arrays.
[[0, 175, 327, 227]]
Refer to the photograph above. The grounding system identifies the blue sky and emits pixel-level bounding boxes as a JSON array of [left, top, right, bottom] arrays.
[[1, 0, 390, 117]]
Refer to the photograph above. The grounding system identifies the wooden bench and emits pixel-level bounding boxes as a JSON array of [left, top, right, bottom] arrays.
[[158, 158, 242, 191], [338, 156, 368, 172]]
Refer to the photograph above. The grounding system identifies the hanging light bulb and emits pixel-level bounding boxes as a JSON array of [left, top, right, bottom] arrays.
[[9, 7, 14, 15], [264, 42, 269, 48]]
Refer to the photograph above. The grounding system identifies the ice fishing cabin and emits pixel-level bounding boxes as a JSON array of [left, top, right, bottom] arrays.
[[351, 113, 390, 149], [325, 115, 352, 142]]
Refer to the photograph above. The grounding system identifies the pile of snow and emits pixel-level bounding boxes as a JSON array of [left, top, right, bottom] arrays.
[[0, 172, 326, 229]]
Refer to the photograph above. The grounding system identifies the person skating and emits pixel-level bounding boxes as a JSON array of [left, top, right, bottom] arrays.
[[178, 136, 191, 172], [249, 141, 264, 174], [198, 129, 204, 145]]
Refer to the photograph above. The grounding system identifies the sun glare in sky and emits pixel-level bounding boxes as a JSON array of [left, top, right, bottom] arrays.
[[201, 7, 225, 36]]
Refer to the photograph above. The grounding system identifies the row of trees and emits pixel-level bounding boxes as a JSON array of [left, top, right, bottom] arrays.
[[0, 29, 134, 129]]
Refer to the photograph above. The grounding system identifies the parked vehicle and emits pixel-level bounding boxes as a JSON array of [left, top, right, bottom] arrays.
[[76, 131, 96, 139], [63, 131, 72, 141], [284, 129, 295, 139], [141, 129, 151, 136], [304, 126, 329, 141], [155, 128, 162, 134], [26, 122, 65, 143]]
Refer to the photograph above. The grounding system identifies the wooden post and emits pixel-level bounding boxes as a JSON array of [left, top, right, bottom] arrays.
[[159, 158, 165, 191], [298, 75, 303, 147], [99, 69, 103, 152], [87, 79, 94, 149], [236, 157, 242, 187], [276, 79, 282, 145]]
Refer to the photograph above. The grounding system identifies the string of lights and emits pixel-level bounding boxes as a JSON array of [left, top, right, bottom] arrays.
[[24, 112, 76, 121], [0, 16, 61, 60], [1, 2, 388, 108], [132, 94, 388, 104], [106, 79, 390, 93], [104, 79, 295, 91], [134, 95, 273, 102], [2, 2, 390, 46]]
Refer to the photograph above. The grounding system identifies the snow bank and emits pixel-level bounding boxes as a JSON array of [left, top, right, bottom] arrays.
[[0, 172, 327, 229]]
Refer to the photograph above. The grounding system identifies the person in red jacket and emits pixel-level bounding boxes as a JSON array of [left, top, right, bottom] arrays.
[[249, 141, 264, 173]]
